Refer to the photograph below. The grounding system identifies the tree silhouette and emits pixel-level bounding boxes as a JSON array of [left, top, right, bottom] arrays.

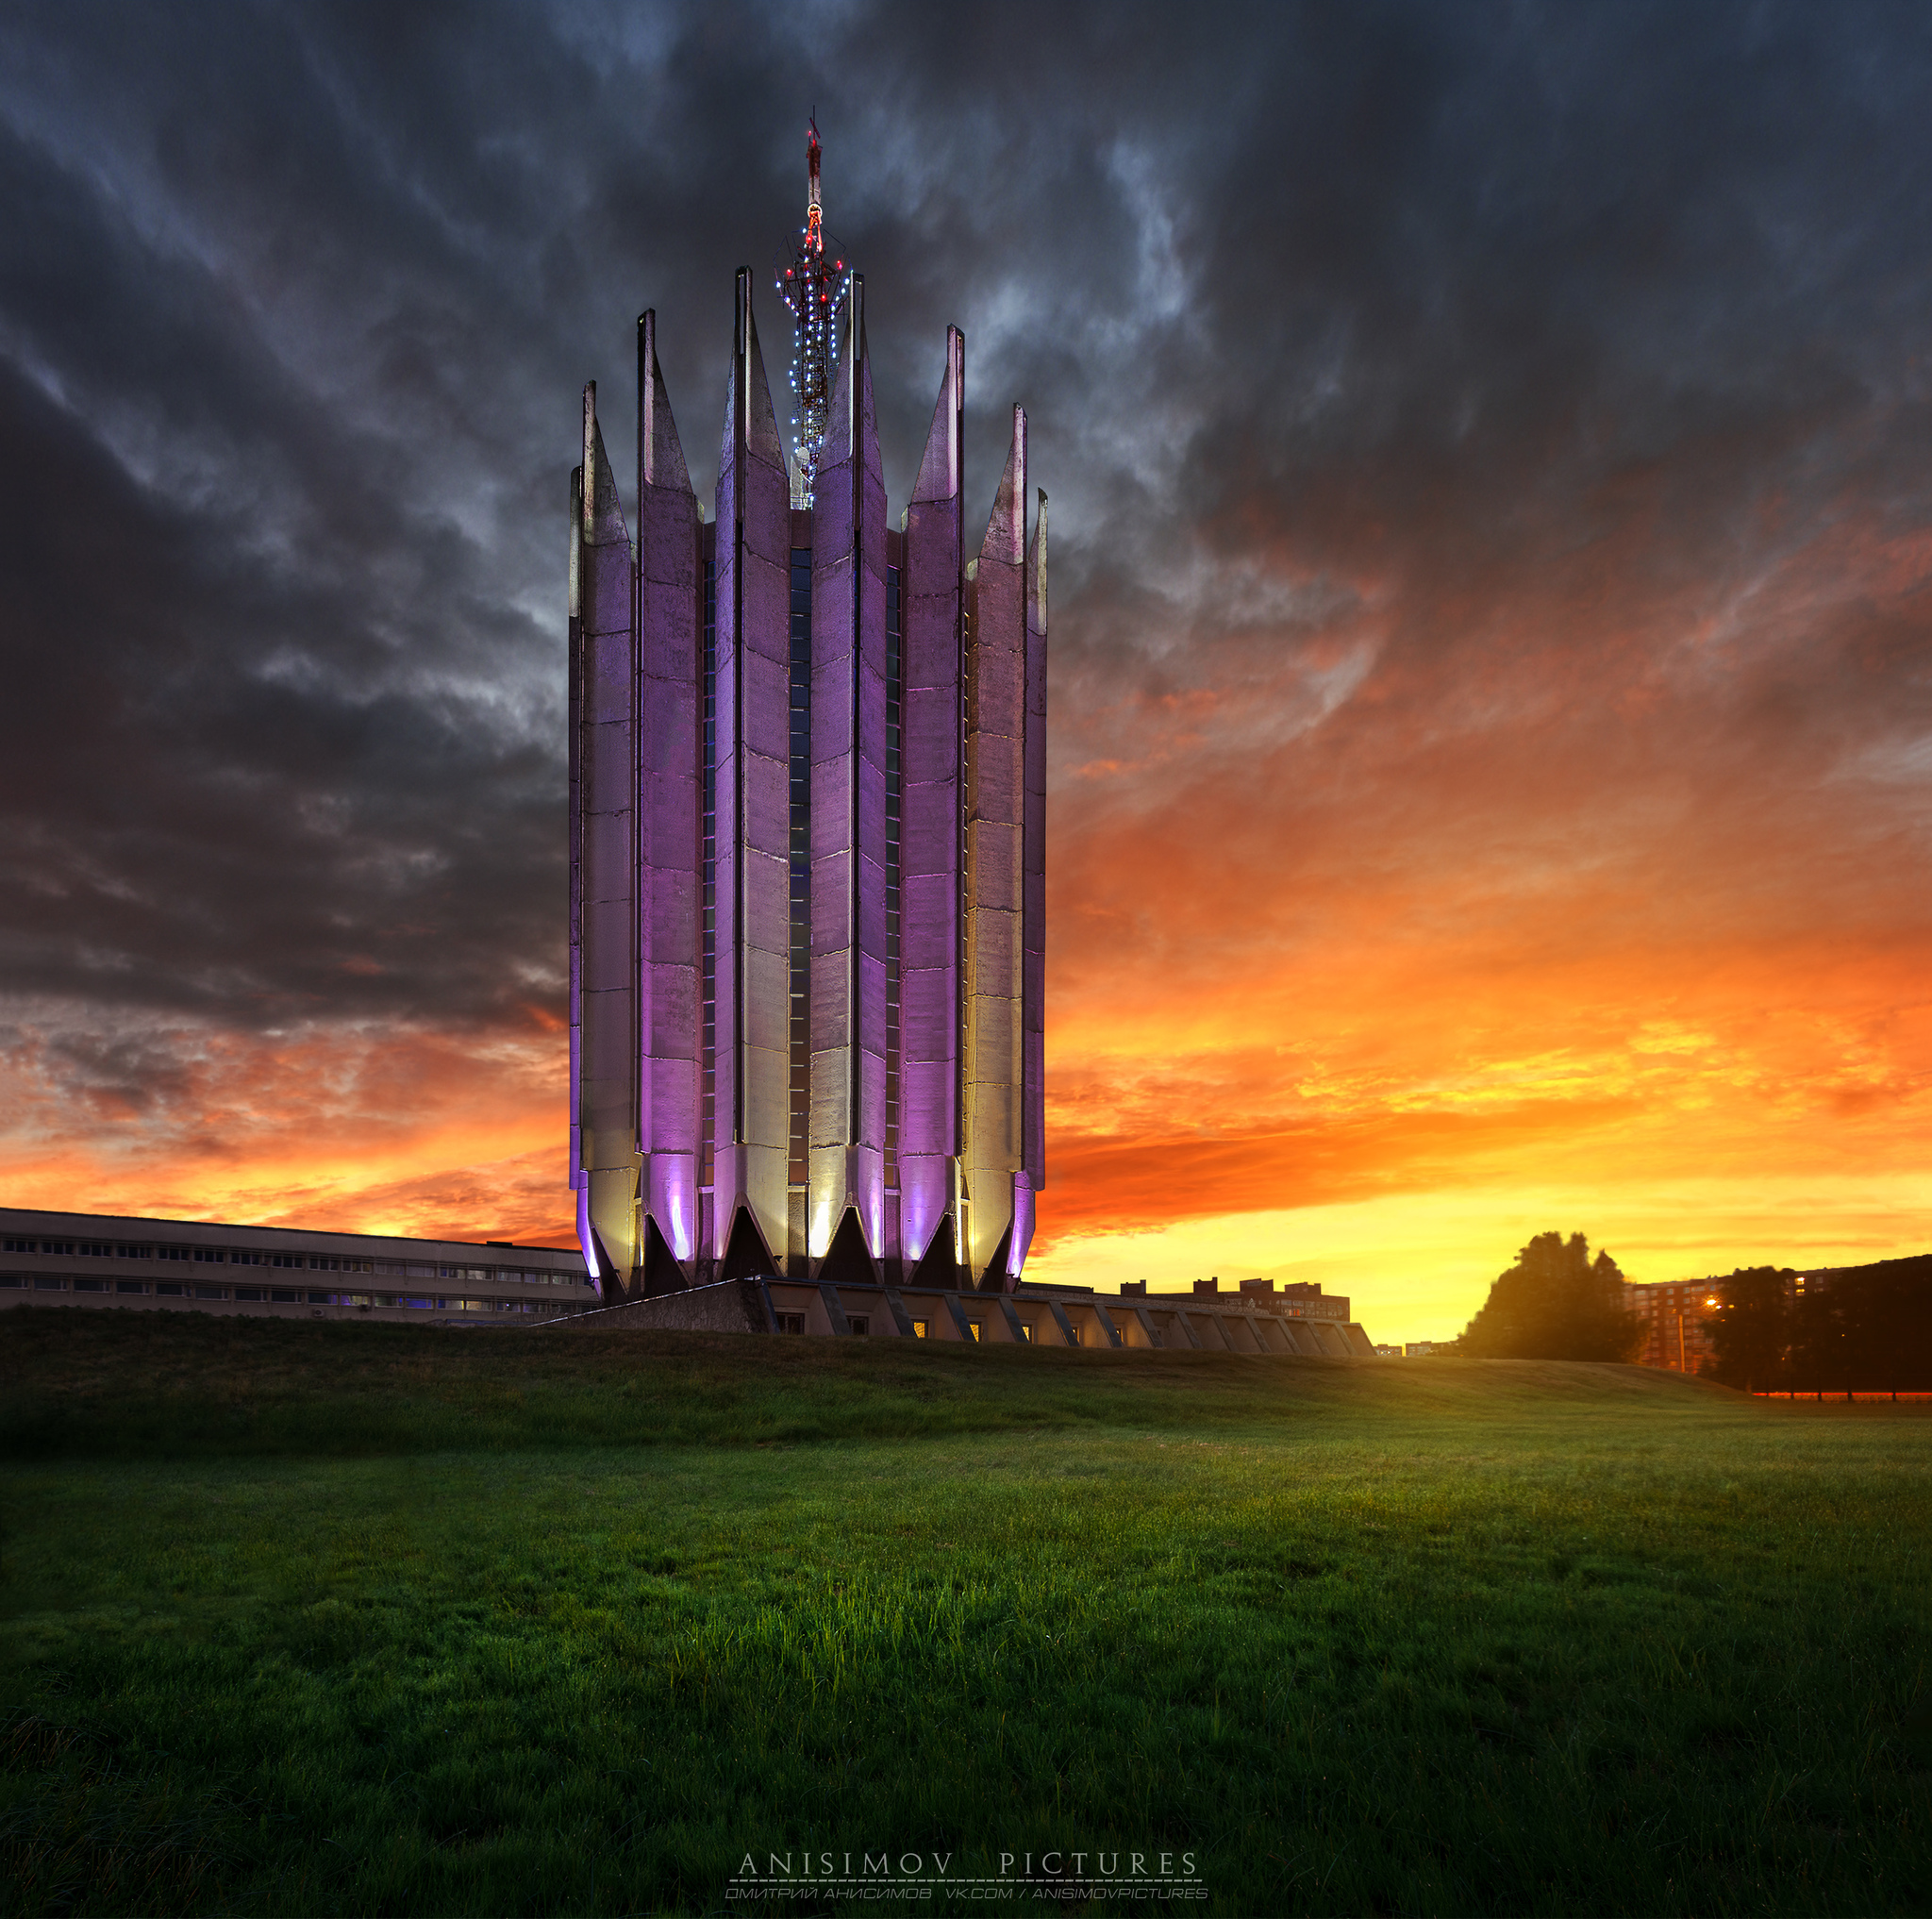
[[1789, 1283, 1848, 1397], [1786, 1260, 1932, 1397], [1455, 1231, 1641, 1360], [1706, 1268, 1790, 1393]]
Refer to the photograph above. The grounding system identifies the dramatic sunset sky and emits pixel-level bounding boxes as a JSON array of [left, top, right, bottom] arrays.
[[4, 3, 1930, 1338]]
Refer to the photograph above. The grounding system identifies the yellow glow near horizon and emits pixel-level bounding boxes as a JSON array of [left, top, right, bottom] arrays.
[[1028, 1174, 1932, 1343]]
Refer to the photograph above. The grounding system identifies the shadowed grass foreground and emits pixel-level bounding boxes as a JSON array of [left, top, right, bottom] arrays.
[[1, 1309, 1928, 1915], [0, 1305, 1688, 1460]]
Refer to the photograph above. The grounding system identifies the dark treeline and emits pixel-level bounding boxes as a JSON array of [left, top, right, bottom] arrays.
[[1707, 1256, 1932, 1396], [1451, 1237, 1932, 1391]]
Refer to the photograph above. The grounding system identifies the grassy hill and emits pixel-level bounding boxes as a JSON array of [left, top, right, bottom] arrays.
[[3, 1309, 1927, 1915], [4, 1301, 1757, 1459]]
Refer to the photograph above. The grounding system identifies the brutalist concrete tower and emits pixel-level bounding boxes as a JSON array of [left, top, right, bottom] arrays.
[[568, 130, 1046, 1300]]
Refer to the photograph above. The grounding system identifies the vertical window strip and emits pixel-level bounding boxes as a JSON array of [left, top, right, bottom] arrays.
[[789, 548, 812, 1190], [702, 555, 718, 1191], [884, 563, 902, 1188]]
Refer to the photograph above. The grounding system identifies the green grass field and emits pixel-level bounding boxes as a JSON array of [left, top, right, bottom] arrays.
[[2, 1310, 1928, 1916]]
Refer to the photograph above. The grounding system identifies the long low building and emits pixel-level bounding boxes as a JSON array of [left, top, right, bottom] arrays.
[[2, 1206, 1377, 1352], [556, 1273, 1377, 1354], [0, 1207, 597, 1323]]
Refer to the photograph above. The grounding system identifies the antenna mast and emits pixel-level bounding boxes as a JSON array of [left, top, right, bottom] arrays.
[[775, 114, 852, 508]]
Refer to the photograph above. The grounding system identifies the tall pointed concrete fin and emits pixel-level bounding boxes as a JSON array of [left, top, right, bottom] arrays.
[[912, 326, 963, 504], [836, 274, 883, 482], [1028, 490, 1048, 635], [589, 422, 629, 544], [961, 397, 1026, 1283], [583, 384, 629, 546], [823, 319, 856, 472], [718, 309, 740, 490], [743, 300, 786, 472], [1024, 484, 1048, 1199], [567, 459, 585, 1195], [635, 311, 703, 1256], [978, 406, 1025, 568], [820, 1206, 881, 1287], [720, 1203, 776, 1282], [857, 304, 883, 485], [639, 310, 691, 499], [582, 385, 594, 538], [569, 465, 584, 619]]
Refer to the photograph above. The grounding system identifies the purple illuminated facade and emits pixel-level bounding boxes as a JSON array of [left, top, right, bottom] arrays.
[[568, 142, 1046, 1299]]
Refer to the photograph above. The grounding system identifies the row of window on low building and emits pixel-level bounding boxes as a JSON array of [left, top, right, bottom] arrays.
[[2, 1238, 585, 1284], [1, 1275, 573, 1311], [773, 1311, 1051, 1343], [1117, 1278, 1348, 1317], [774, 1312, 1004, 1339]]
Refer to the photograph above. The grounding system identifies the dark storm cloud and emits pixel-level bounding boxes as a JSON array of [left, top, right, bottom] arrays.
[[1, 0, 1927, 1070]]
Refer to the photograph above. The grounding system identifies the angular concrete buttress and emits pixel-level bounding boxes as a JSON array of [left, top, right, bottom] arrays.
[[897, 327, 966, 1277], [808, 277, 890, 1268], [636, 311, 702, 1287], [1017, 489, 1048, 1273], [568, 469, 585, 1265], [571, 382, 641, 1296], [963, 408, 1027, 1288], [711, 271, 791, 1272]]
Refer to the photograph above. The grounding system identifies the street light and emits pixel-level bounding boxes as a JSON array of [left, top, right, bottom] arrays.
[[1676, 1294, 1720, 1374]]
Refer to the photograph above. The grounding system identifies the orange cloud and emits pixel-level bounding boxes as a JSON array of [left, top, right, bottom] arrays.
[[0, 1015, 577, 1248]]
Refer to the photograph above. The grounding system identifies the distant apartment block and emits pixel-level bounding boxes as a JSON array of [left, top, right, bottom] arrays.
[[1116, 1277, 1353, 1321], [1624, 1278, 1722, 1372], [1625, 1268, 1844, 1375]]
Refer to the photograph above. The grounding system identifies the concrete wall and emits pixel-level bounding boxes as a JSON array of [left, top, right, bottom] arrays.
[[555, 1278, 768, 1335], [552, 1272, 1376, 1355]]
